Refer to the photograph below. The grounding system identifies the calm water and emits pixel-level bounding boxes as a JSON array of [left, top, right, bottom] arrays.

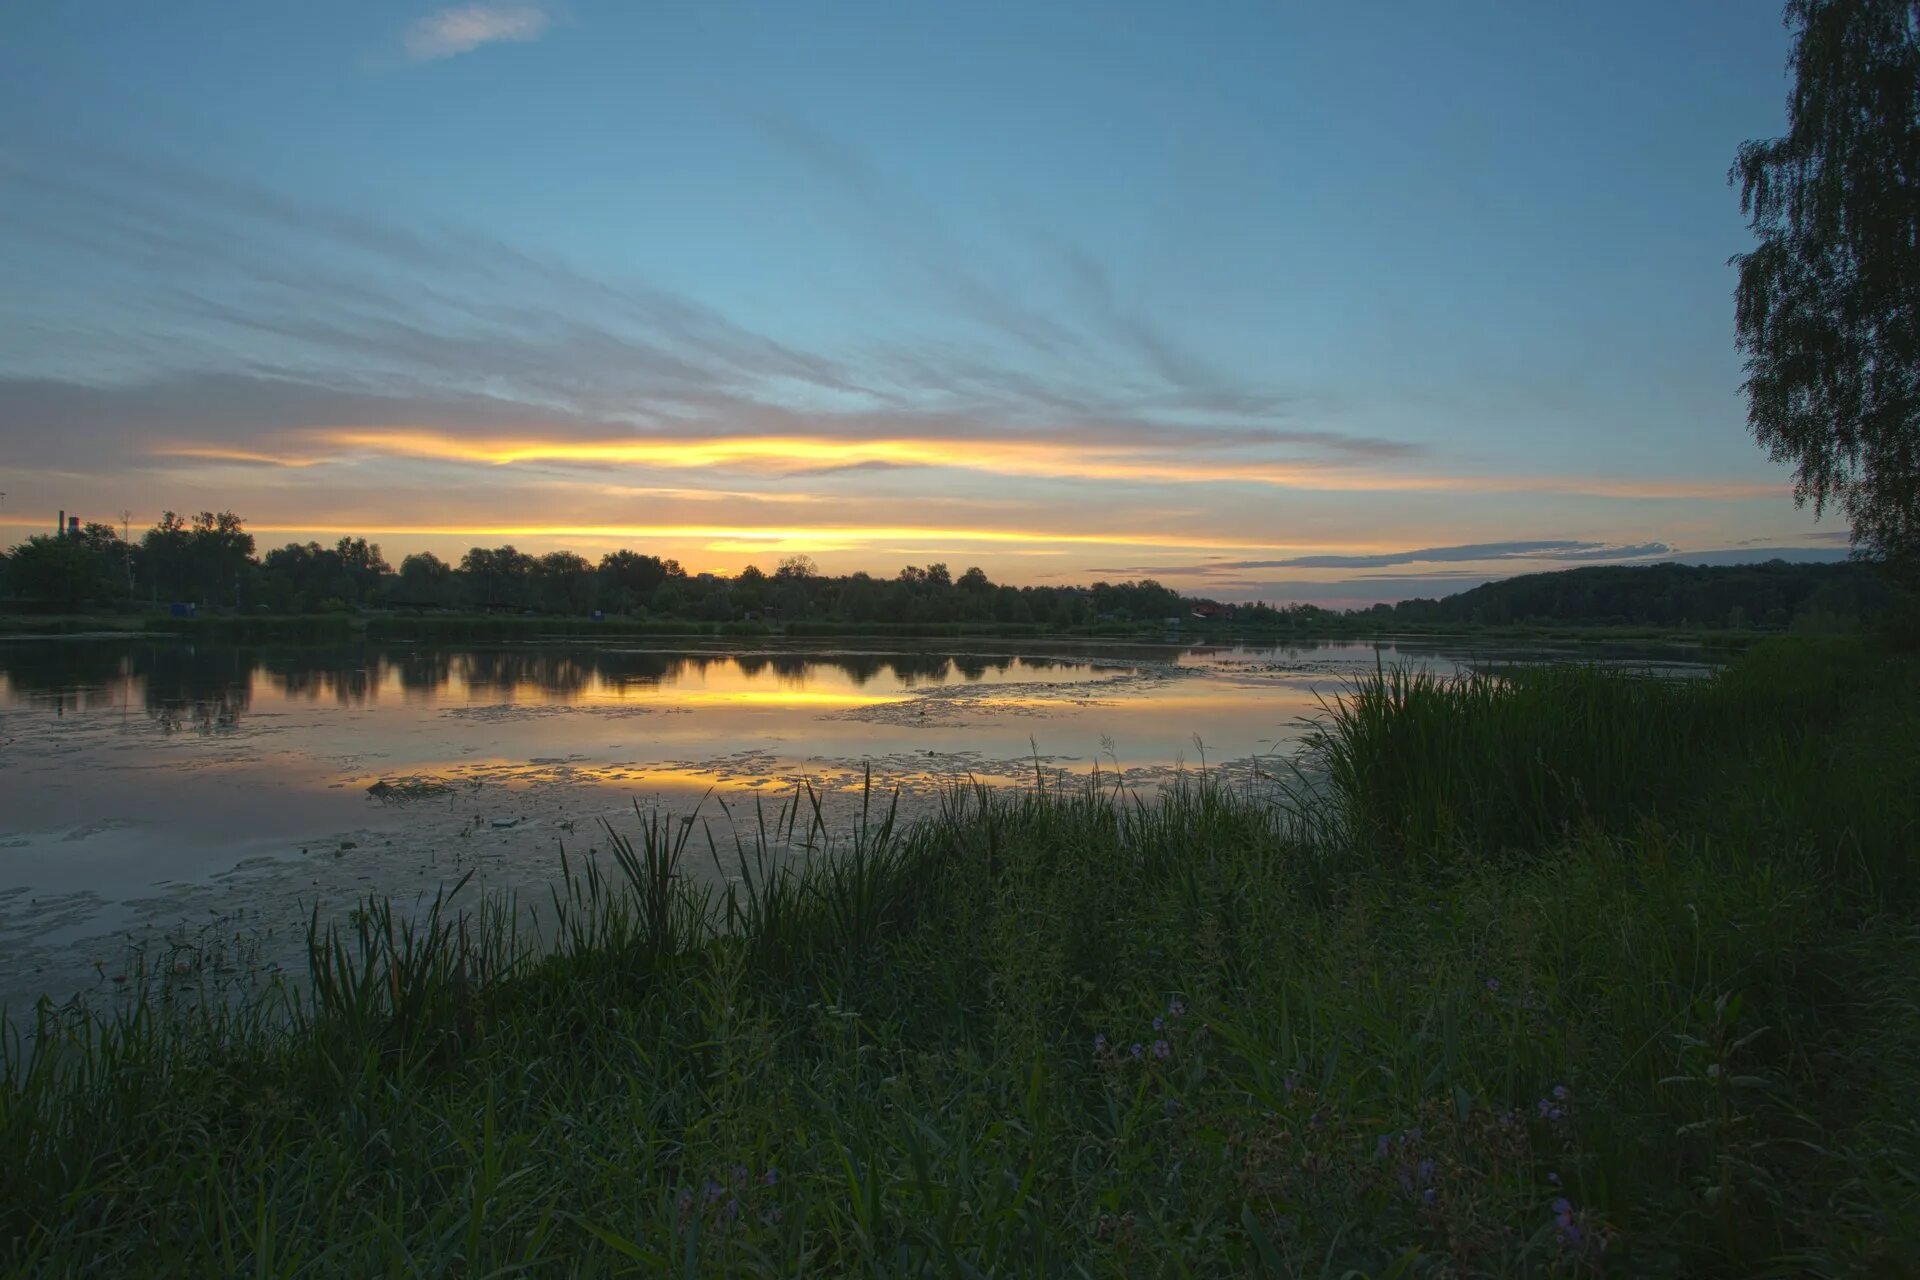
[[0, 636, 1707, 1003]]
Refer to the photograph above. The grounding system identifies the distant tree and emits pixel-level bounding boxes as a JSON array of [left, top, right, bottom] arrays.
[[397, 552, 454, 605], [137, 511, 192, 600], [957, 566, 992, 593], [135, 511, 253, 605], [334, 537, 391, 600], [598, 550, 673, 599], [775, 554, 819, 580], [533, 551, 595, 613], [1733, 0, 1920, 572], [460, 546, 534, 609], [3, 535, 119, 608]]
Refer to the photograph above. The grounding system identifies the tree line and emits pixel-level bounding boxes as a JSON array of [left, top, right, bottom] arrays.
[[1367, 560, 1894, 631], [0, 512, 1189, 627], [0, 509, 1900, 633]]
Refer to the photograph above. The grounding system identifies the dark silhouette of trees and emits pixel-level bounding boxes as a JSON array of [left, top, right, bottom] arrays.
[[397, 551, 455, 606], [458, 546, 535, 610], [137, 511, 254, 605], [260, 538, 392, 611], [1385, 561, 1891, 630], [3, 506, 1897, 634], [596, 550, 684, 613], [532, 551, 595, 614], [3, 533, 123, 609], [1733, 0, 1920, 573]]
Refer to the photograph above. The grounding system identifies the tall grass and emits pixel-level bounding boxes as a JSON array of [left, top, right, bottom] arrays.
[[1, 639, 1914, 1274], [1312, 639, 1890, 860]]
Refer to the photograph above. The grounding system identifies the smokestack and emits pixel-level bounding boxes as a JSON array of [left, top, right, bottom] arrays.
[[58, 510, 64, 538], [68, 516, 80, 538]]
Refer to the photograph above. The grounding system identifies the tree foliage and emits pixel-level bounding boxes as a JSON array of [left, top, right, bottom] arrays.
[[1732, 0, 1920, 570], [1382, 560, 1891, 630]]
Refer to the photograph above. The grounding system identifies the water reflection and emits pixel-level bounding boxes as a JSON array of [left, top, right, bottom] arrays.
[[0, 642, 1093, 732]]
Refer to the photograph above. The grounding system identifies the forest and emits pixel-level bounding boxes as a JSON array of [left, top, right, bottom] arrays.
[[0, 511, 1894, 632]]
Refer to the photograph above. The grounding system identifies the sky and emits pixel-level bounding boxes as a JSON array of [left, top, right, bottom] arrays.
[[0, 1, 1850, 605]]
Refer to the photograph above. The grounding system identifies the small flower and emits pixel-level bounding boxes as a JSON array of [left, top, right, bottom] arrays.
[[1547, 1171, 1560, 1186], [1406, 1126, 1423, 1143], [1552, 1197, 1572, 1217], [1167, 997, 1185, 1017], [1422, 1187, 1437, 1204], [1552, 1084, 1570, 1101], [1130, 1042, 1143, 1059], [1093, 1033, 1108, 1053], [1485, 977, 1501, 992], [1152, 1016, 1165, 1032], [703, 1179, 724, 1205], [1375, 1135, 1391, 1159], [723, 1196, 739, 1222], [762, 1167, 778, 1187], [1151, 1039, 1170, 1060]]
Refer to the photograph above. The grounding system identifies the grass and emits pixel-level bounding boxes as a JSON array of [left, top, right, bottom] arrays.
[[2, 639, 1916, 1275]]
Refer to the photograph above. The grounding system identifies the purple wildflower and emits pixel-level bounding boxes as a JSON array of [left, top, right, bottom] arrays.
[[1093, 1033, 1108, 1053], [762, 1167, 778, 1187], [1151, 1039, 1170, 1060], [1552, 1196, 1583, 1246], [1485, 977, 1501, 992], [1152, 1016, 1165, 1032], [1167, 997, 1185, 1017], [723, 1197, 739, 1223], [1375, 1135, 1391, 1159], [1423, 1187, 1437, 1205], [1552, 1084, 1570, 1101], [703, 1179, 724, 1205], [1130, 1042, 1143, 1059], [1547, 1171, 1560, 1186]]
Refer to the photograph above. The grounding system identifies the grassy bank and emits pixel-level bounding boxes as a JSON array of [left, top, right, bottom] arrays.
[[2, 640, 1916, 1274]]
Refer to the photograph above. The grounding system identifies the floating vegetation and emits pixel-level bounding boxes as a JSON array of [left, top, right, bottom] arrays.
[[364, 776, 459, 802]]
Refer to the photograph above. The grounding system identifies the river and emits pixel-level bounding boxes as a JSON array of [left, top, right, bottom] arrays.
[[0, 635, 1709, 1006]]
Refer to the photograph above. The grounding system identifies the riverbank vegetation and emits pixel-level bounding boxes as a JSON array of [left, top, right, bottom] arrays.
[[2, 637, 1915, 1274], [2, 508, 1904, 641]]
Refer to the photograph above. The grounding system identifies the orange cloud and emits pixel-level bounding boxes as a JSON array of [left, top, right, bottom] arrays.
[[156, 428, 1785, 502], [222, 521, 1365, 555]]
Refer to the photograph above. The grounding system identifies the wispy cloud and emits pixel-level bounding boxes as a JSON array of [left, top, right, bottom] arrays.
[[401, 5, 551, 63], [1257, 540, 1674, 570], [1088, 541, 1675, 576]]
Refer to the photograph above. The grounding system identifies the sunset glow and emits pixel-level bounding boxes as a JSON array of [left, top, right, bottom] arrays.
[[0, 4, 1838, 602]]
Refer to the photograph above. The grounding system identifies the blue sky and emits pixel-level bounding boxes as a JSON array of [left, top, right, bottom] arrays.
[[0, 2, 1847, 603]]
